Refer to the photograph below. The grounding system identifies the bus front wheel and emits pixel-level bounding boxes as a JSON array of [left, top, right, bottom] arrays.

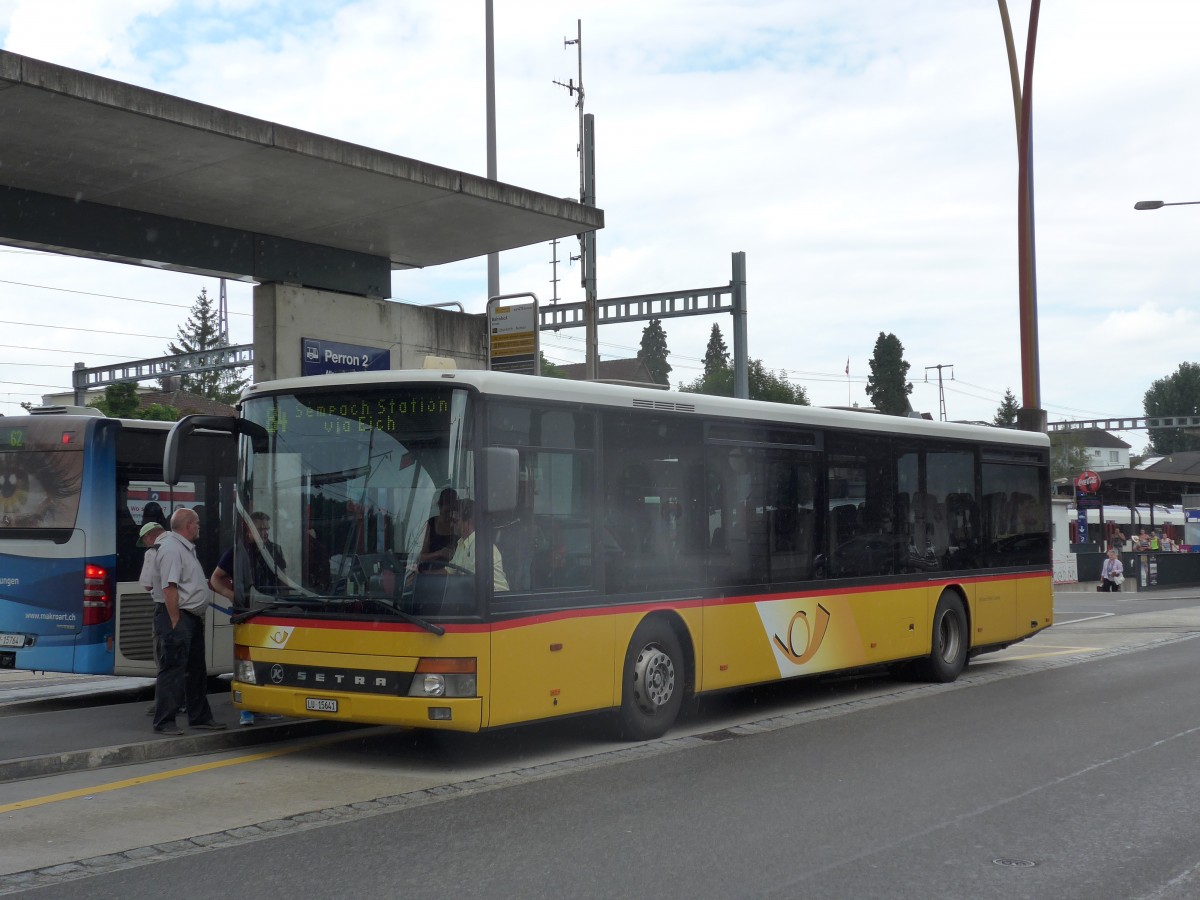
[[616, 619, 685, 741], [915, 591, 968, 683]]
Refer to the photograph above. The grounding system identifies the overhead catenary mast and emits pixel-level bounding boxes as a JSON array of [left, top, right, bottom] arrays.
[[924, 363, 955, 422], [554, 21, 598, 380]]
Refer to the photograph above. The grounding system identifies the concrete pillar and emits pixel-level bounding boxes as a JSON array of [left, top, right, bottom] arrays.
[[252, 283, 488, 383]]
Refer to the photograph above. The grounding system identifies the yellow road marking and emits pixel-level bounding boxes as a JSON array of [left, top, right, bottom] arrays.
[[0, 730, 365, 815], [992, 646, 1101, 662]]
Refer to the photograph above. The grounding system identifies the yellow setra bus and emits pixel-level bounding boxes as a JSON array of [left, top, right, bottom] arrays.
[[165, 369, 1052, 740]]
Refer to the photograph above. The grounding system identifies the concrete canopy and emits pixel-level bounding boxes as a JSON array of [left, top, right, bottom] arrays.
[[0, 51, 603, 296]]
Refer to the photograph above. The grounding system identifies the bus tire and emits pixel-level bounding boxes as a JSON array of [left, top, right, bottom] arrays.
[[616, 618, 685, 741], [915, 591, 968, 683]]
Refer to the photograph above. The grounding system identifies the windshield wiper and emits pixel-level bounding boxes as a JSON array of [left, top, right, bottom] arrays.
[[371, 597, 445, 636], [231, 598, 325, 624]]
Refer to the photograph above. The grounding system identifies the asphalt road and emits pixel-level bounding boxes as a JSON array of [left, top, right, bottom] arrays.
[[4, 589, 1200, 898]]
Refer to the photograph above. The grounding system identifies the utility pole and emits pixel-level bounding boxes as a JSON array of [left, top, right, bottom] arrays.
[[485, 0, 499, 301], [555, 21, 597, 380], [924, 363, 954, 421]]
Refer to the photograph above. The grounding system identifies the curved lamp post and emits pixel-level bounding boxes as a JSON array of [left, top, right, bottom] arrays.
[[1134, 200, 1200, 210], [997, 0, 1045, 433]]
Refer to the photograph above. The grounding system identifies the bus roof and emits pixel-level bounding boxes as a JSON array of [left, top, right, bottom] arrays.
[[242, 369, 1050, 450]]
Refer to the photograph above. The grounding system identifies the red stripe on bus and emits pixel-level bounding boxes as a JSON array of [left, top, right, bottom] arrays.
[[247, 569, 1050, 634]]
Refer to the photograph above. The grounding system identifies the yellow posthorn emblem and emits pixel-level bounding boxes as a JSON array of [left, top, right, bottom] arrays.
[[773, 604, 831, 665]]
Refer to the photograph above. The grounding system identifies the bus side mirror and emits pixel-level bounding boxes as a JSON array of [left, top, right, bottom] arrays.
[[164, 416, 268, 485], [482, 447, 519, 515]]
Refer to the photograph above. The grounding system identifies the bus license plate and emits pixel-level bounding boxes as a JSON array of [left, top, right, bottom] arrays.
[[305, 698, 338, 713], [0, 634, 24, 648]]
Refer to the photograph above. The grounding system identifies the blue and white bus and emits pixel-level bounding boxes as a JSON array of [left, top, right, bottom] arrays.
[[0, 406, 236, 674]]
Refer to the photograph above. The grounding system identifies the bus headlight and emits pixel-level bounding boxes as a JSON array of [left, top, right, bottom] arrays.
[[407, 659, 477, 698], [235, 659, 256, 684], [407, 673, 476, 697]]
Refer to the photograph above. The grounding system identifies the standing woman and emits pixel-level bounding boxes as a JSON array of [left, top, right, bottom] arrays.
[[1100, 548, 1124, 592], [417, 488, 459, 572]]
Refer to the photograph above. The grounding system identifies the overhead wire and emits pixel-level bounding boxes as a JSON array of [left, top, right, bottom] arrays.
[[0, 274, 1142, 423]]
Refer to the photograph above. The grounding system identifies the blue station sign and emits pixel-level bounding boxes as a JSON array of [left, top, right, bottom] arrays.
[[301, 338, 390, 377]]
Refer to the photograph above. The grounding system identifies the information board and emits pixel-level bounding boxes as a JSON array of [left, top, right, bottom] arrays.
[[487, 293, 539, 376]]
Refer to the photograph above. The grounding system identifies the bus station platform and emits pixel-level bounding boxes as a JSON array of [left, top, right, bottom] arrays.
[[0, 671, 350, 784]]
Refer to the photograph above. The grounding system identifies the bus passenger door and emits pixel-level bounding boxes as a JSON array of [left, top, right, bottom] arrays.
[[483, 433, 612, 726]]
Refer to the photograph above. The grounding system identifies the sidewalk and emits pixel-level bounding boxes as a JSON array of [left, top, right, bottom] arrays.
[[1055, 581, 1200, 599], [0, 671, 352, 783]]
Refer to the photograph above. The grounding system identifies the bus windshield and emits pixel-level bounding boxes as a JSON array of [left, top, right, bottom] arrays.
[[0, 419, 85, 531], [238, 385, 475, 620]]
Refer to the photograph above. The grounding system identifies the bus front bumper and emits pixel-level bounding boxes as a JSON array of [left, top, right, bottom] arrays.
[[233, 682, 484, 732]]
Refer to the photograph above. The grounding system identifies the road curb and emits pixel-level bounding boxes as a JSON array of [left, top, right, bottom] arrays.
[[0, 718, 358, 784]]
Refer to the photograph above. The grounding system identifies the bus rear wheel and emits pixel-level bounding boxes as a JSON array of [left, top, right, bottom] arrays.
[[914, 591, 968, 683], [616, 619, 685, 741]]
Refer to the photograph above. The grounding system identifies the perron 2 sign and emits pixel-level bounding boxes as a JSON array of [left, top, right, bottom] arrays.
[[301, 338, 390, 377]]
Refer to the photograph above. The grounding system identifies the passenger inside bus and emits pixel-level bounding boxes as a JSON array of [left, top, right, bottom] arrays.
[[141, 501, 168, 529], [415, 487, 459, 572]]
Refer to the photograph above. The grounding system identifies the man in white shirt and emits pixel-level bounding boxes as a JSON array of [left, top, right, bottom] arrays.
[[151, 508, 226, 734], [447, 500, 509, 592]]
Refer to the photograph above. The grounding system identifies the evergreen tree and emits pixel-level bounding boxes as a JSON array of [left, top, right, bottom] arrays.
[[865, 332, 912, 416], [993, 388, 1020, 428], [1144, 362, 1200, 454], [165, 287, 249, 405], [637, 319, 672, 385], [702, 324, 730, 379]]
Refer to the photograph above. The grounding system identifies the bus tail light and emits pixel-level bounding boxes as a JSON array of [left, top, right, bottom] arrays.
[[82, 564, 113, 626], [409, 658, 477, 698]]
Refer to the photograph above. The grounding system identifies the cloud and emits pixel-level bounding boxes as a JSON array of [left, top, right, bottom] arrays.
[[1, 0, 1198, 431]]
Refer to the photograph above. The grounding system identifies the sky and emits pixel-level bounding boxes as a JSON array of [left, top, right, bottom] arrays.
[[1, 0, 1197, 452]]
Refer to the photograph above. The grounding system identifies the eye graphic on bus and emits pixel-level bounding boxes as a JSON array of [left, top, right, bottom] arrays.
[[0, 453, 83, 528]]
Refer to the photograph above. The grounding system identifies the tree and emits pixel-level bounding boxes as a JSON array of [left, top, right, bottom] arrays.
[[89, 382, 180, 421], [702, 324, 730, 379], [993, 388, 1020, 428], [1050, 431, 1091, 483], [1143, 362, 1200, 454], [865, 332, 912, 416], [165, 287, 249, 404], [748, 360, 809, 405], [678, 356, 809, 406], [637, 319, 672, 386], [538, 352, 569, 379]]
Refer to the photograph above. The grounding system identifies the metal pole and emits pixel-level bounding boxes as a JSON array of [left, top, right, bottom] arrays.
[[73, 361, 86, 406], [1015, 0, 1045, 432], [997, 0, 1045, 433], [731, 252, 748, 399], [485, 0, 499, 301], [583, 113, 598, 380]]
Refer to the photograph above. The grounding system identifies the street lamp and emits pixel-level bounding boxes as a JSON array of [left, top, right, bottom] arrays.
[[1134, 200, 1200, 210], [997, 0, 1045, 433]]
